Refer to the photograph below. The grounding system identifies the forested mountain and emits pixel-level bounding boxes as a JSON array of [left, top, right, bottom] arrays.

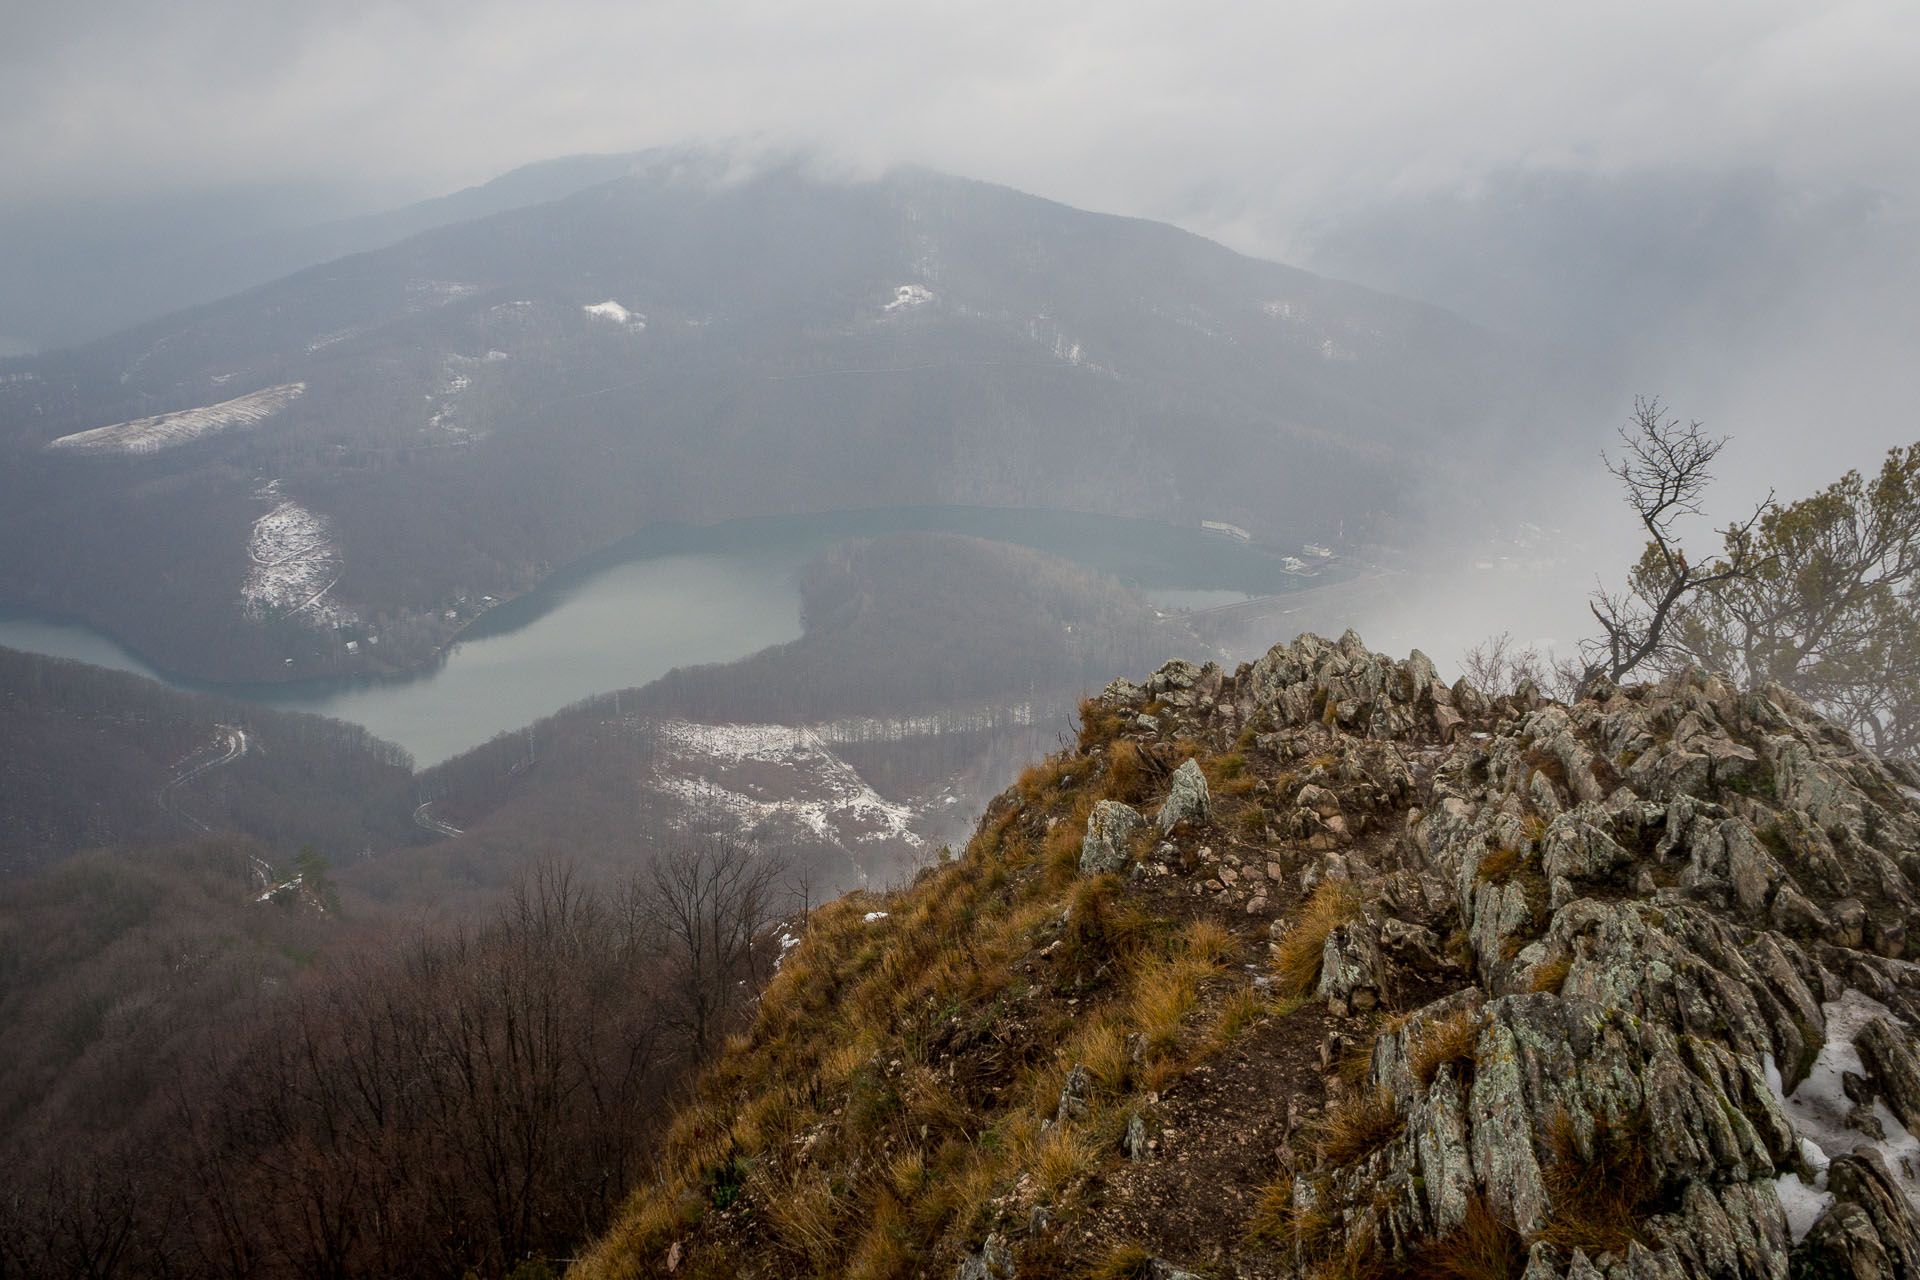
[[0, 156, 1557, 682], [0, 646, 418, 876]]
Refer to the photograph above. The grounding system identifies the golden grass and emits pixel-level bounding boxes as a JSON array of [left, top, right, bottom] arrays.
[[887, 1148, 927, 1201], [1409, 1009, 1483, 1088], [1129, 953, 1213, 1056], [760, 1169, 844, 1269], [1318, 1087, 1404, 1167], [1272, 881, 1361, 999], [1207, 986, 1269, 1049], [1078, 697, 1127, 750], [1017, 755, 1076, 804], [1033, 1123, 1100, 1201], [1529, 953, 1572, 994], [1104, 739, 1152, 804], [1067, 1014, 1134, 1094], [1246, 1175, 1296, 1243], [1088, 1244, 1157, 1280], [1534, 1110, 1656, 1257], [844, 1197, 913, 1280], [1475, 845, 1524, 884], [1401, 1196, 1526, 1280], [1179, 916, 1237, 965]]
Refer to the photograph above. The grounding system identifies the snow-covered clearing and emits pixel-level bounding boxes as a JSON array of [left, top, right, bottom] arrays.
[[406, 279, 477, 310], [584, 300, 646, 330], [241, 500, 354, 626], [647, 720, 923, 861], [1765, 989, 1920, 1240], [884, 284, 934, 312], [48, 382, 304, 455]]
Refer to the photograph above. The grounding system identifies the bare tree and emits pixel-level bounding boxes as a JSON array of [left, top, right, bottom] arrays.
[[1577, 398, 1771, 694], [638, 833, 789, 1057], [1460, 631, 1581, 701]]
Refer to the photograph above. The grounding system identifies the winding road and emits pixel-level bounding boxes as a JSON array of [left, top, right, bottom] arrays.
[[156, 725, 248, 833]]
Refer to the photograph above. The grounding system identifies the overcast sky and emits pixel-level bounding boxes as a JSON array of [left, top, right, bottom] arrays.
[[6, 0, 1918, 252]]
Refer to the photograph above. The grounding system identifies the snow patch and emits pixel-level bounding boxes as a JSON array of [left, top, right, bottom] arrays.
[[1764, 990, 1920, 1240], [584, 300, 646, 330], [884, 284, 934, 312], [241, 500, 354, 626], [48, 383, 304, 455]]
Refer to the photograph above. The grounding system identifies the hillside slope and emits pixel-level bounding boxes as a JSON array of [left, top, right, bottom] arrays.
[[0, 159, 1553, 681], [0, 645, 418, 876], [579, 632, 1920, 1280]]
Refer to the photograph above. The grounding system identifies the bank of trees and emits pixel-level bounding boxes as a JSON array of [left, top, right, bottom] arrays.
[[0, 840, 795, 1279]]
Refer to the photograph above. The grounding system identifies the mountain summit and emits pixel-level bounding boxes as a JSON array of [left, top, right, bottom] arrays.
[[580, 631, 1920, 1280]]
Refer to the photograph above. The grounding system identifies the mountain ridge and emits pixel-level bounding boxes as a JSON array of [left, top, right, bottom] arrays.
[[0, 159, 1559, 684], [577, 631, 1920, 1280]]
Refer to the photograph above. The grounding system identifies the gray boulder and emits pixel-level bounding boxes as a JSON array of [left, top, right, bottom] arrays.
[[1158, 759, 1213, 834], [1080, 801, 1144, 875]]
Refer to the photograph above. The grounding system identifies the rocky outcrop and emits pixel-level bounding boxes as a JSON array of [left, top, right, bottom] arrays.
[[1111, 634, 1920, 1279]]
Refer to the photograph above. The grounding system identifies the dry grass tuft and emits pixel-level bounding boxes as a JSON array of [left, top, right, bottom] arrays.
[[1246, 1175, 1296, 1243], [1088, 1244, 1157, 1280], [1017, 755, 1076, 804], [1208, 986, 1269, 1049], [1062, 875, 1149, 981], [761, 1168, 844, 1269], [1033, 1123, 1100, 1201], [1476, 845, 1524, 884], [1409, 1009, 1483, 1088], [1401, 1196, 1526, 1280], [1529, 953, 1572, 994], [1104, 739, 1153, 804], [1078, 698, 1127, 750], [1535, 1109, 1657, 1256], [1179, 916, 1237, 965], [1272, 881, 1362, 999], [1318, 1086, 1404, 1167], [1129, 950, 1218, 1056]]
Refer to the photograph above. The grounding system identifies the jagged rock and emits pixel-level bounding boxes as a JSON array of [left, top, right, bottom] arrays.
[[1855, 1018, 1920, 1137], [1142, 1261, 1201, 1280], [1126, 1113, 1149, 1162], [1832, 898, 1869, 949], [1379, 917, 1448, 972], [954, 1232, 1016, 1280], [1079, 800, 1143, 875], [1056, 1064, 1091, 1124], [1318, 912, 1386, 1016], [1297, 783, 1342, 818], [1797, 1150, 1920, 1280], [1158, 759, 1212, 834]]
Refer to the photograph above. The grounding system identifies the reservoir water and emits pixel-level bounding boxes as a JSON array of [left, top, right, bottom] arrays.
[[0, 507, 1299, 766]]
